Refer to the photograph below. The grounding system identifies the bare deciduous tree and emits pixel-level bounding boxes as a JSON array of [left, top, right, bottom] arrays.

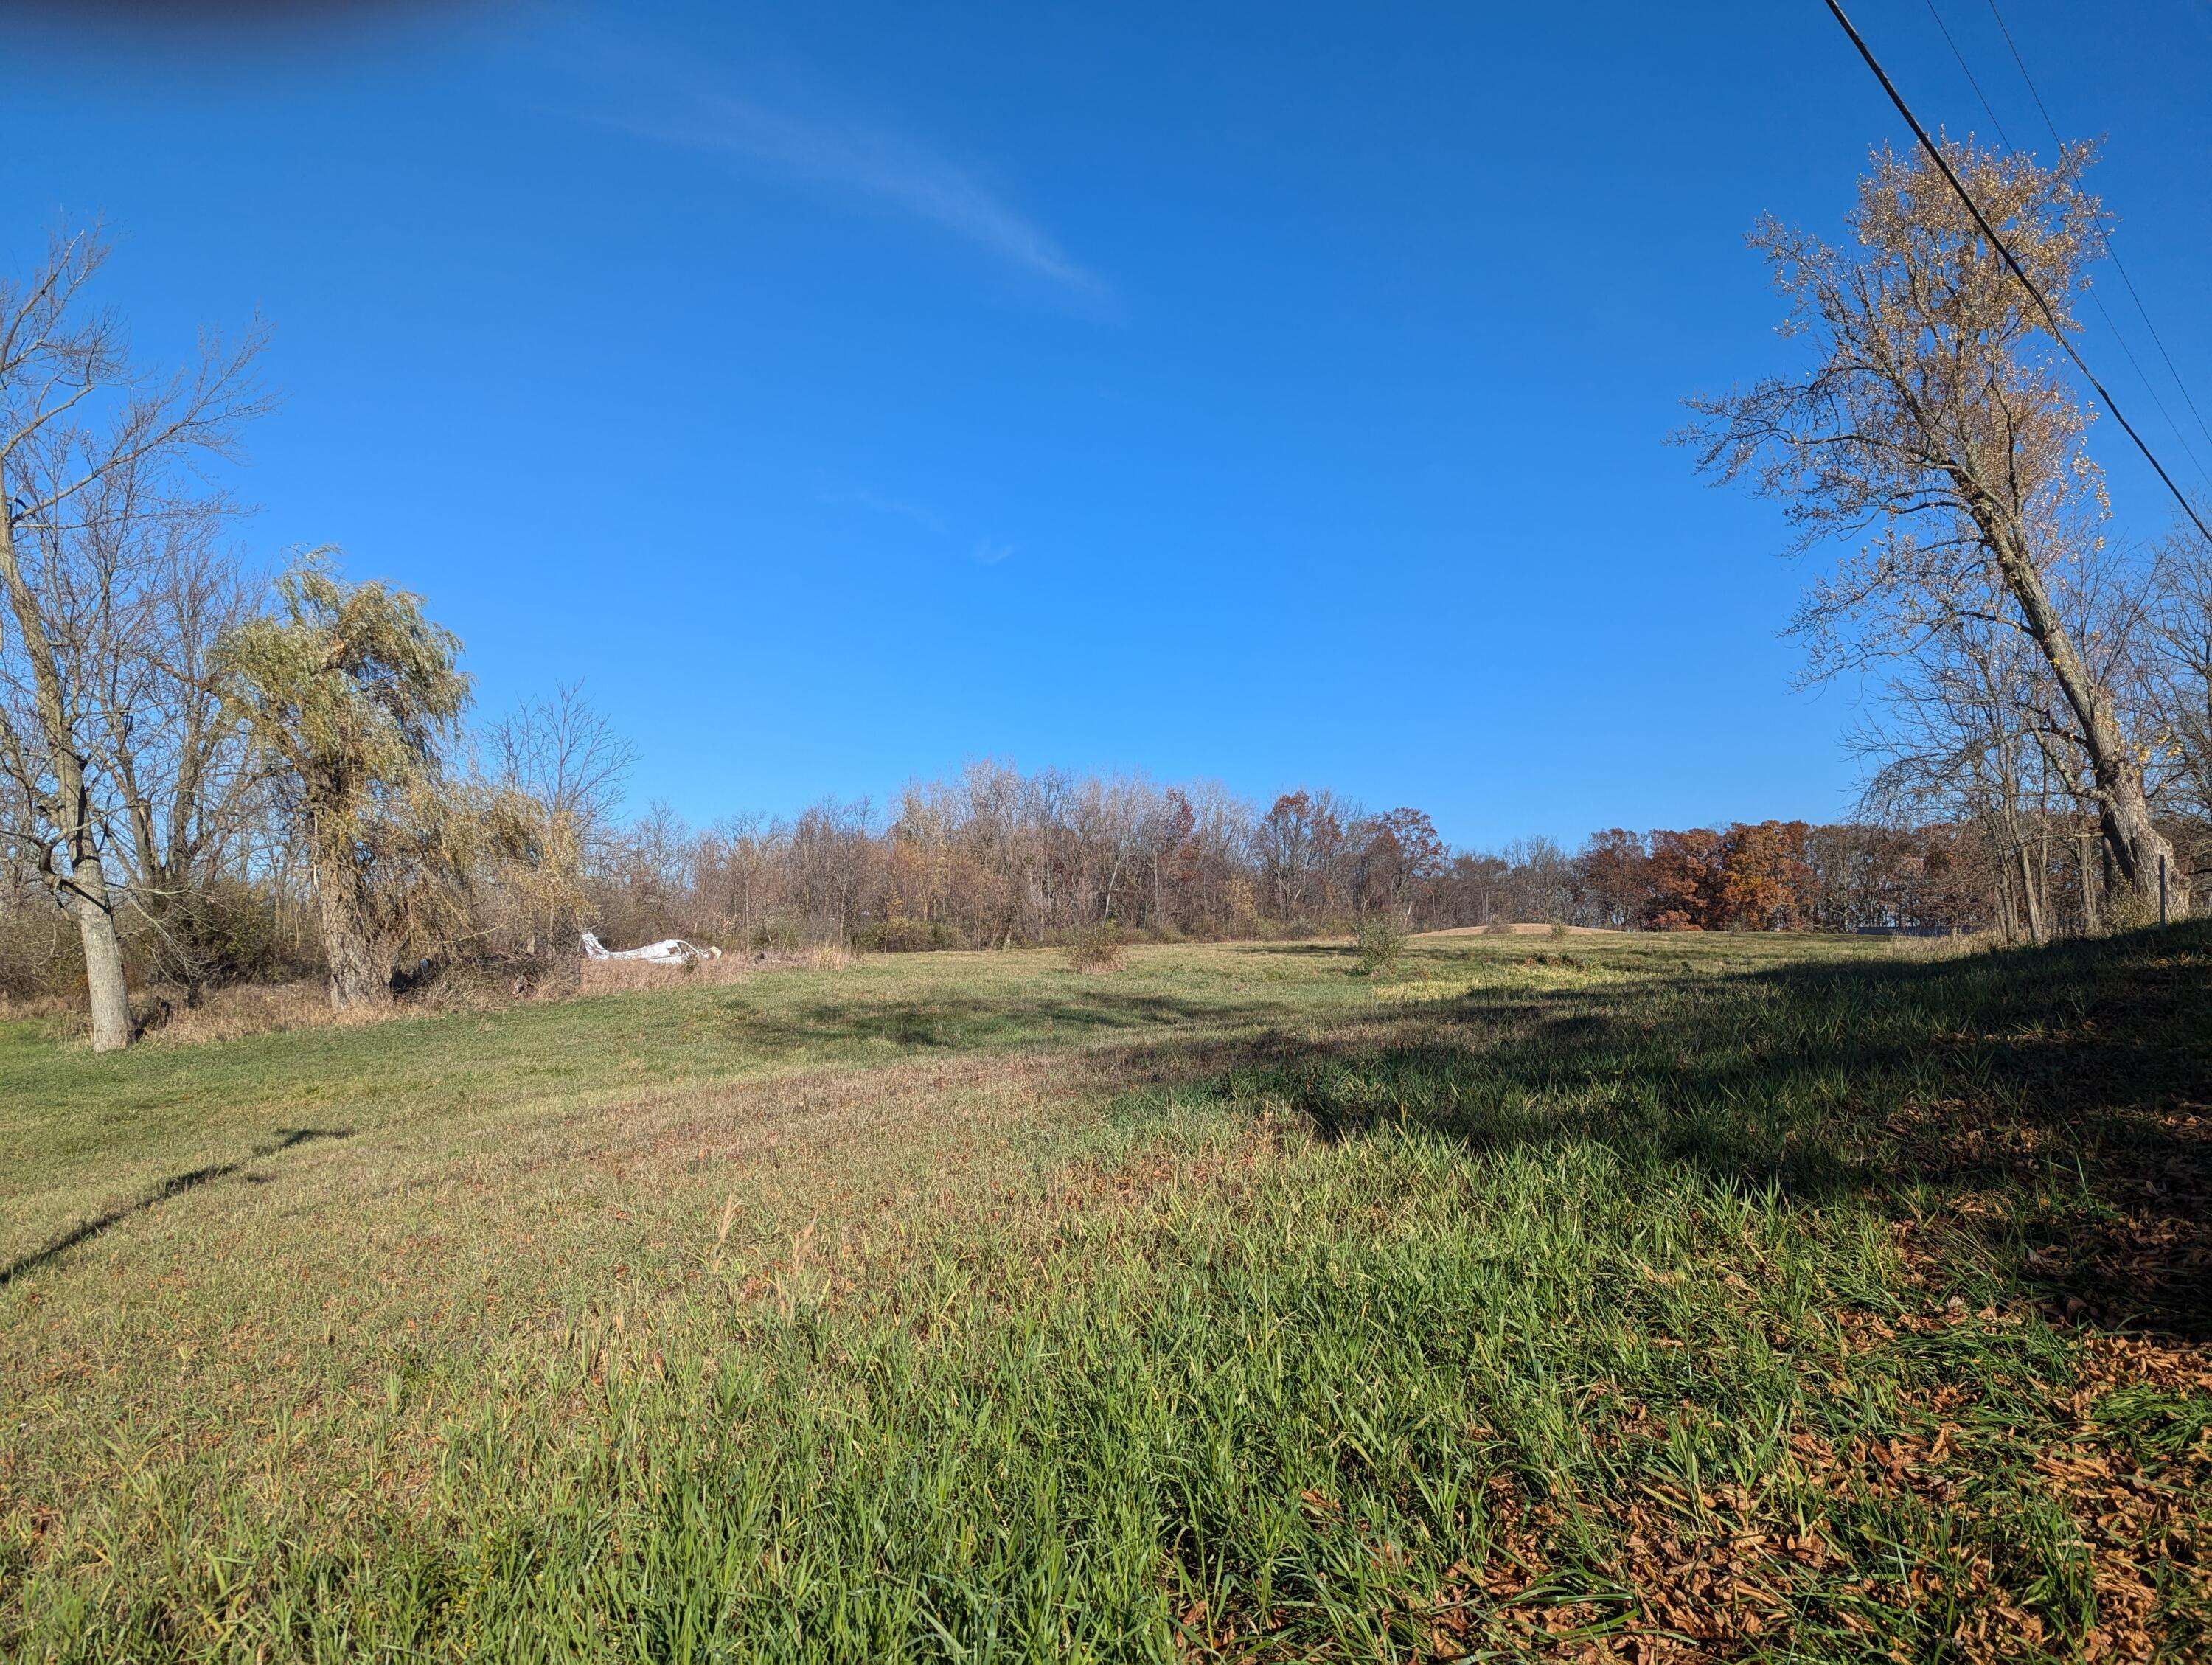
[[2151, 530, 2212, 838], [487, 682, 635, 859], [77, 467, 266, 986], [1254, 789, 1348, 922], [1854, 598, 2065, 940], [486, 682, 635, 957], [1684, 140, 2188, 919], [0, 227, 265, 1048]]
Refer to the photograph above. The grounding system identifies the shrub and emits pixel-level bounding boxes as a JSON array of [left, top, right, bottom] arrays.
[[0, 904, 85, 1001], [1352, 914, 1407, 977], [853, 917, 960, 953], [137, 879, 297, 989], [1484, 919, 1514, 936], [2100, 889, 2160, 934], [1065, 922, 1126, 973], [1550, 921, 1571, 939], [748, 920, 796, 953], [748, 917, 837, 953]]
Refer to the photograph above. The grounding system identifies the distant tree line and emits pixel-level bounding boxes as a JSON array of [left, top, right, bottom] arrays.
[[10, 151, 2212, 1046], [575, 784, 2130, 950], [0, 681, 2150, 1029], [578, 782, 2013, 951]]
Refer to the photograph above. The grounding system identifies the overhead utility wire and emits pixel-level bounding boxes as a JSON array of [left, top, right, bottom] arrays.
[[1817, 0, 2212, 545], [1919, 0, 2212, 492], [1983, 0, 2212, 458], [1920, 0, 2014, 149]]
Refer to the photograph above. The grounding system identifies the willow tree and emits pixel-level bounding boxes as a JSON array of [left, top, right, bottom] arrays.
[[217, 557, 470, 1009], [1685, 139, 2187, 920]]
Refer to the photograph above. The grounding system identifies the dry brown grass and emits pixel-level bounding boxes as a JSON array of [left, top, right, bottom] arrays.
[[572, 954, 754, 996], [108, 946, 862, 1047], [139, 981, 375, 1046], [1419, 921, 1618, 938], [1063, 925, 1127, 973], [0, 990, 76, 1025], [134, 967, 548, 1046], [1879, 929, 2003, 962]]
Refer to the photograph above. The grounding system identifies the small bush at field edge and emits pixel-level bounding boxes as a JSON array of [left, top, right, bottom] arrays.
[[1065, 922, 1127, 973], [1352, 914, 1408, 977]]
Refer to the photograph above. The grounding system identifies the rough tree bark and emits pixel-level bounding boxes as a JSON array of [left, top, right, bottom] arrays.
[[0, 511, 133, 1050], [310, 854, 396, 1011]]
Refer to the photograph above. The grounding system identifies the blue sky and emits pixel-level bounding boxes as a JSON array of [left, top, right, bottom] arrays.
[[8, 0, 2210, 847]]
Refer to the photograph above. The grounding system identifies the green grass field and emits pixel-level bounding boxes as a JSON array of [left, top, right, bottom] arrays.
[[4, 928, 2208, 1662]]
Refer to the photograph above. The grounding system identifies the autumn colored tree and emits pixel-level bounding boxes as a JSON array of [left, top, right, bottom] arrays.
[[1716, 820, 1813, 931], [1646, 829, 1725, 931]]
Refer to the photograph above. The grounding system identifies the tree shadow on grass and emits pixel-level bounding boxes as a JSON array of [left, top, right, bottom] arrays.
[[700, 989, 1284, 1055], [1235, 923, 2212, 1338], [0, 1126, 353, 1289]]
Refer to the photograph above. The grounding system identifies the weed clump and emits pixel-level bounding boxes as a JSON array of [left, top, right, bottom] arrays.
[[2100, 889, 2160, 934], [1065, 922, 1126, 973]]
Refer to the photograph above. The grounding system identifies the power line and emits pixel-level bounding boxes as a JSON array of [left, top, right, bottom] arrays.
[[1818, 0, 2212, 545], [1921, 0, 2014, 148], [1920, 0, 2212, 492], [1982, 0, 2212, 459]]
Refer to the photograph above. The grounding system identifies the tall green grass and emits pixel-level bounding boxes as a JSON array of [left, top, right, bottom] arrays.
[[4, 928, 2206, 1660]]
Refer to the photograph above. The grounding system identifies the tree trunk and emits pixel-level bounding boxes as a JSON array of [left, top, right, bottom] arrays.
[[56, 830, 133, 1050], [0, 513, 138, 1049], [1990, 827, 2020, 942], [311, 844, 394, 1011], [1978, 506, 2191, 918], [320, 901, 394, 1010], [2016, 843, 2047, 945], [2096, 796, 2180, 922], [74, 893, 133, 1052]]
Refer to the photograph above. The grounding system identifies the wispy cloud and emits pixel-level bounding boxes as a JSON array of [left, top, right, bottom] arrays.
[[817, 484, 949, 535], [551, 24, 1110, 304], [815, 474, 1020, 568], [644, 97, 1108, 302]]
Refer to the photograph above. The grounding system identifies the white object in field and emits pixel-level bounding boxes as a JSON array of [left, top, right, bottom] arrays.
[[580, 931, 723, 967]]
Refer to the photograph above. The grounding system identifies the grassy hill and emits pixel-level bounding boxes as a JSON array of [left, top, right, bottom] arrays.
[[4, 928, 2207, 1661]]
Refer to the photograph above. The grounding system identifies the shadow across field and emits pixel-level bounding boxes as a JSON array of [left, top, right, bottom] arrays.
[[697, 987, 1281, 1055], [0, 1126, 352, 1289], [1226, 925, 2212, 1338]]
